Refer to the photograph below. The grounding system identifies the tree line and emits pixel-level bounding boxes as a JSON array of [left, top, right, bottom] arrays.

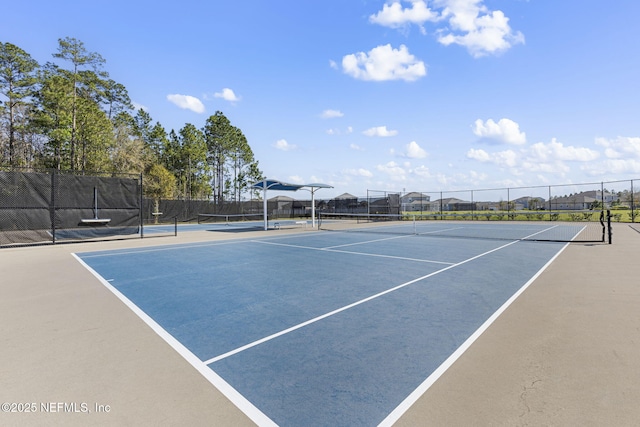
[[0, 37, 263, 202]]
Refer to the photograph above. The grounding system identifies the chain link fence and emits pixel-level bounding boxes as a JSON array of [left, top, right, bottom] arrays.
[[3, 170, 636, 247], [1, 168, 142, 247]]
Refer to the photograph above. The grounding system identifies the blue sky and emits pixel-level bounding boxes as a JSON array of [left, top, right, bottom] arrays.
[[4, 0, 640, 197]]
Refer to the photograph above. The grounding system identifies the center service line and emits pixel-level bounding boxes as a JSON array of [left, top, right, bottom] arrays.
[[203, 236, 527, 365]]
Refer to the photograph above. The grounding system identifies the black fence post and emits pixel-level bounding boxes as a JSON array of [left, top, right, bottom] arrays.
[[608, 209, 613, 244], [140, 173, 144, 239], [50, 169, 56, 244], [632, 179, 635, 223]]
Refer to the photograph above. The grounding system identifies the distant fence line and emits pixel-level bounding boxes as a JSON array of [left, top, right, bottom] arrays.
[[2, 168, 639, 248], [146, 178, 639, 223]]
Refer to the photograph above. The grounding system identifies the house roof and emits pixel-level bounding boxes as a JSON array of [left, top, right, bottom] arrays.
[[334, 193, 357, 199], [435, 197, 469, 204], [402, 192, 428, 199]]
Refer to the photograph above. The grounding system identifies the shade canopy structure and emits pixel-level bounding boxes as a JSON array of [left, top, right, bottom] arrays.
[[251, 179, 333, 230]]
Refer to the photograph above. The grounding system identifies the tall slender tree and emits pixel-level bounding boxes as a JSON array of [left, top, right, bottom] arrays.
[[148, 122, 169, 163], [203, 111, 234, 202], [203, 111, 263, 202], [103, 79, 132, 121], [33, 63, 74, 169], [178, 123, 209, 199], [0, 42, 39, 167], [52, 37, 106, 170], [228, 126, 260, 202]]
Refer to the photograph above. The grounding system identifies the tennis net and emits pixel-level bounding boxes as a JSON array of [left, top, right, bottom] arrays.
[[197, 213, 266, 225], [318, 210, 612, 243]]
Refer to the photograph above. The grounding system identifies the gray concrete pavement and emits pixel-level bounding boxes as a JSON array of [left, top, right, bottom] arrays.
[[1, 225, 638, 426], [396, 224, 640, 426]]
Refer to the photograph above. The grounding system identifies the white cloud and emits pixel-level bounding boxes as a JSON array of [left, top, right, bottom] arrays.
[[342, 44, 426, 82], [132, 101, 148, 111], [376, 161, 407, 181], [369, 0, 440, 33], [350, 144, 365, 151], [214, 88, 241, 102], [366, 1, 524, 58], [599, 159, 640, 175], [344, 168, 374, 177], [321, 109, 344, 119], [274, 139, 297, 151], [521, 159, 569, 175], [405, 141, 428, 158], [413, 164, 432, 178], [595, 136, 640, 159], [363, 126, 399, 137], [436, 0, 525, 57], [326, 126, 353, 135], [473, 118, 526, 145], [467, 148, 517, 167], [468, 138, 601, 179], [166, 94, 205, 113], [466, 148, 491, 162], [527, 139, 599, 162], [492, 150, 518, 168]]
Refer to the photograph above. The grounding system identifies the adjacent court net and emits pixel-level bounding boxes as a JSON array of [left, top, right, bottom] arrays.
[[318, 211, 611, 243], [197, 213, 266, 225]]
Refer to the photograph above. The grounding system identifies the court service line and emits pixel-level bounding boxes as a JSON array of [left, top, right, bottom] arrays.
[[251, 239, 454, 265], [203, 236, 527, 365]]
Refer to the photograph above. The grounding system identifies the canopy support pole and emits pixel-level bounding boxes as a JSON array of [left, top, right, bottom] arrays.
[[311, 187, 317, 229], [263, 179, 268, 230]]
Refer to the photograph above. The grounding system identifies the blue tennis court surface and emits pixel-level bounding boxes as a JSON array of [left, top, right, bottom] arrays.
[[75, 226, 570, 426]]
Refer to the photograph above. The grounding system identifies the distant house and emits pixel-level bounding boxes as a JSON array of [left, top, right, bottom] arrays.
[[580, 190, 615, 204], [268, 195, 295, 205], [335, 192, 357, 200], [431, 197, 475, 212], [267, 195, 313, 217], [401, 192, 430, 212], [513, 196, 546, 210], [269, 195, 296, 215], [549, 194, 597, 210], [327, 193, 362, 213]]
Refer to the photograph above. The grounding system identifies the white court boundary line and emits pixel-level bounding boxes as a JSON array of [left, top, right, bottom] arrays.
[[72, 253, 277, 427], [79, 239, 249, 258], [78, 227, 322, 258], [377, 240, 572, 427]]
